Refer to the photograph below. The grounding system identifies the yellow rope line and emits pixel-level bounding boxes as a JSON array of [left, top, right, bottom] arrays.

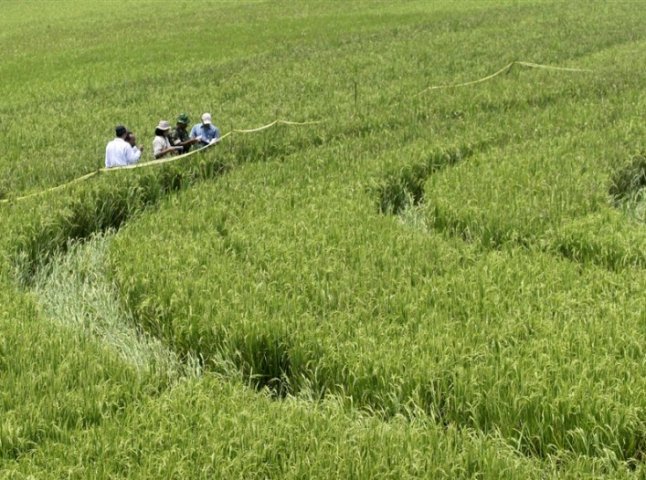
[[0, 119, 321, 204], [0, 61, 593, 205], [106, 120, 322, 172], [100, 120, 322, 172], [0, 170, 101, 204], [415, 60, 593, 96], [514, 61, 593, 72]]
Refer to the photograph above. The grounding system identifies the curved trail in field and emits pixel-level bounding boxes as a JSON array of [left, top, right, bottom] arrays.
[[113, 119, 324, 171], [0, 119, 322, 205], [0, 61, 592, 206], [32, 233, 204, 380]]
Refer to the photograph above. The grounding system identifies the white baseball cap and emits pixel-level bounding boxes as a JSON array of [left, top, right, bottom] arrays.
[[157, 120, 171, 131], [201, 113, 212, 125]]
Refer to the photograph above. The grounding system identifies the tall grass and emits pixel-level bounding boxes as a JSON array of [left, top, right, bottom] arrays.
[[5, 378, 618, 479], [110, 139, 646, 459], [2, 0, 646, 477]]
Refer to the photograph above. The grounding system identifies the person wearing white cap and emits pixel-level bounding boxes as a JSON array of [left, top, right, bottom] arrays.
[[190, 113, 221, 148], [152, 120, 183, 159]]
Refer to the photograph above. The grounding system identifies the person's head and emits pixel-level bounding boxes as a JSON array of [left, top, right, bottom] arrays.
[[125, 132, 136, 147], [201, 113, 212, 127], [115, 125, 128, 139], [155, 120, 171, 137], [176, 113, 190, 130]]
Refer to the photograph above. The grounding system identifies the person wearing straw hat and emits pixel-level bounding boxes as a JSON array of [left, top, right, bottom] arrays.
[[190, 113, 221, 148], [153, 120, 183, 159], [105, 124, 142, 168], [170, 113, 199, 154]]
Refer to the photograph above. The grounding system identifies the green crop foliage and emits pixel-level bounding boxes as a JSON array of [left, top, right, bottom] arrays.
[[2, 0, 646, 477], [110, 141, 646, 460]]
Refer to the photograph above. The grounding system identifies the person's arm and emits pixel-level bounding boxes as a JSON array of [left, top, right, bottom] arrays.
[[207, 126, 221, 145], [173, 136, 199, 148], [154, 146, 180, 159], [190, 126, 206, 145], [105, 144, 113, 169], [184, 138, 199, 146], [153, 137, 180, 159], [126, 144, 142, 164]]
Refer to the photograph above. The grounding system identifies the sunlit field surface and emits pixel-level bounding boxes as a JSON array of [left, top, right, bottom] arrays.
[[1, 1, 645, 477]]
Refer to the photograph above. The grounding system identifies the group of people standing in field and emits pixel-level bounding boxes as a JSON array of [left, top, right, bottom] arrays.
[[105, 113, 221, 168]]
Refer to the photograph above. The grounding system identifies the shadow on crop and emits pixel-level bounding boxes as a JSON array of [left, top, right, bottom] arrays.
[[609, 153, 646, 216], [234, 334, 293, 399], [372, 140, 494, 215]]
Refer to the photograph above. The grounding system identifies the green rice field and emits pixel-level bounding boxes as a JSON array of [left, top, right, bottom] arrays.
[[1, 1, 645, 477]]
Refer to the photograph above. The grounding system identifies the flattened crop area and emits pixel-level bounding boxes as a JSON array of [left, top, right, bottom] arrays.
[[1, 1, 645, 477]]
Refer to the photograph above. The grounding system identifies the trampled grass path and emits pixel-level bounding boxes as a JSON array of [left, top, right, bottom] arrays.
[[0, 120, 322, 205], [0, 61, 593, 206]]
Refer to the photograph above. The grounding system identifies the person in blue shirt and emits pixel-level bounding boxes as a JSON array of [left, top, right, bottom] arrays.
[[190, 113, 221, 148]]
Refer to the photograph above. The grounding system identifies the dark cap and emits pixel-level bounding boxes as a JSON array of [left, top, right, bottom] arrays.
[[115, 125, 128, 137], [177, 113, 190, 125]]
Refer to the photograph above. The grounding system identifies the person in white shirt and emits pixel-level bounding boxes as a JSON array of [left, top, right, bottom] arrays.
[[152, 120, 182, 159], [105, 125, 143, 168]]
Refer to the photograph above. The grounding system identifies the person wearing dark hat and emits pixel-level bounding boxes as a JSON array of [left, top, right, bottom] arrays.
[[105, 124, 143, 168], [152, 120, 182, 159], [190, 113, 221, 148], [170, 113, 199, 154]]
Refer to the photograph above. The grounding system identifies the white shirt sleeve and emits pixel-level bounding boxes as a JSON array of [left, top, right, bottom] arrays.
[[127, 146, 141, 164], [152, 136, 167, 156], [105, 145, 113, 168]]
